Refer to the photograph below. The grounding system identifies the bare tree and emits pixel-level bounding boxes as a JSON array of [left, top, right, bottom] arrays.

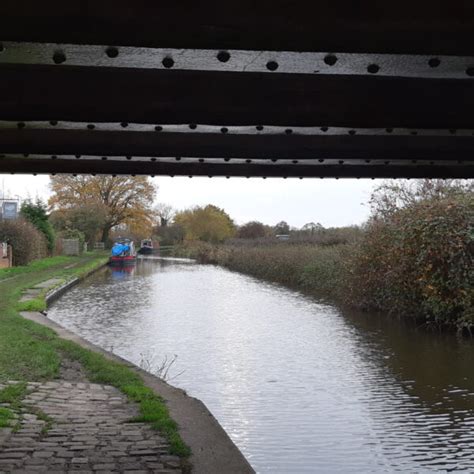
[[154, 203, 175, 227]]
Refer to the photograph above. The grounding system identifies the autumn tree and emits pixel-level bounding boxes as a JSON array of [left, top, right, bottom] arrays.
[[174, 204, 235, 243], [236, 221, 269, 239], [49, 176, 156, 243], [50, 202, 108, 245]]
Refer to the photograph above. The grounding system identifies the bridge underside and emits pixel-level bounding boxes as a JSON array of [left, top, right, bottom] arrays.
[[1, 1, 474, 178]]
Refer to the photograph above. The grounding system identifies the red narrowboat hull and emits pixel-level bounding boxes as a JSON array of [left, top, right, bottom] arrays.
[[109, 255, 137, 266]]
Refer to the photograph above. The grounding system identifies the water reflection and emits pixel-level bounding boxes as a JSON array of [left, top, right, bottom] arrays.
[[48, 259, 474, 473]]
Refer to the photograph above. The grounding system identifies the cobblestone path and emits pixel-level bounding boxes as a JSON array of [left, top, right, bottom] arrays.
[[0, 381, 183, 473]]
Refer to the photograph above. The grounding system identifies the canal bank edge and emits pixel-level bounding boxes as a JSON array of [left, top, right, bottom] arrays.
[[21, 271, 255, 474]]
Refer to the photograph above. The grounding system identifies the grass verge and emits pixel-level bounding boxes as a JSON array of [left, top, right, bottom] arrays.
[[0, 253, 190, 457]]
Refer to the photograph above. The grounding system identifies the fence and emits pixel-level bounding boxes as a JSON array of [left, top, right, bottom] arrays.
[[62, 239, 80, 256]]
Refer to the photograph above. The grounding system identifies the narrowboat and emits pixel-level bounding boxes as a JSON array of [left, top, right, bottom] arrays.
[[109, 238, 137, 266], [138, 239, 155, 255]]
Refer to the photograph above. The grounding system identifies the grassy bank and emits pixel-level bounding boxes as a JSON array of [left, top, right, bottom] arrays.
[[0, 254, 190, 457], [174, 241, 350, 304], [174, 185, 473, 332]]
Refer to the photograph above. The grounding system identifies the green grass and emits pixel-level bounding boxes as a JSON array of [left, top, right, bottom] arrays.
[[16, 295, 48, 312], [0, 407, 14, 427], [0, 383, 53, 432], [0, 256, 72, 281], [0, 253, 190, 457], [0, 382, 29, 407], [0, 383, 28, 429]]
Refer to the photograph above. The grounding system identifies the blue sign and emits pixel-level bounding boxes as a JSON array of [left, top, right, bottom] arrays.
[[2, 202, 18, 220]]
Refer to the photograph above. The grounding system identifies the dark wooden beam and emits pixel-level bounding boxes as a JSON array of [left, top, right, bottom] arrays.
[[2, 1, 474, 54], [0, 156, 471, 179], [1, 130, 474, 162], [1, 65, 474, 129]]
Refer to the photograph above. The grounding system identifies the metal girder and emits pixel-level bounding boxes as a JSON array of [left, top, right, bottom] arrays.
[[1, 1, 474, 178]]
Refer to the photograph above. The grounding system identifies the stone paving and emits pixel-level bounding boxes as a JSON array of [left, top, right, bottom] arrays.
[[18, 279, 65, 303], [0, 380, 182, 473]]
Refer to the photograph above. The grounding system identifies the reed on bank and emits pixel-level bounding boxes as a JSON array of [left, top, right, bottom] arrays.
[[175, 181, 473, 332]]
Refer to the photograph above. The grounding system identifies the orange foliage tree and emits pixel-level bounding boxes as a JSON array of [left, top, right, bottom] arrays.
[[49, 176, 156, 243]]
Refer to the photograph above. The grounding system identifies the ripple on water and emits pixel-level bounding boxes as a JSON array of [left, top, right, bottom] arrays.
[[48, 261, 474, 473]]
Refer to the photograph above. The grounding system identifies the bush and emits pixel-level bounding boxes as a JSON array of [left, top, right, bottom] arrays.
[[174, 180, 473, 332], [0, 219, 48, 266], [20, 199, 55, 252], [347, 191, 473, 329]]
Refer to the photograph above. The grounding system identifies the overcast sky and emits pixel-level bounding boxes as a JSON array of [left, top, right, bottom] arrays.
[[0, 174, 380, 228]]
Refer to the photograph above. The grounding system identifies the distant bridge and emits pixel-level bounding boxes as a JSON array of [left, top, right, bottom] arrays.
[[0, 1, 473, 178]]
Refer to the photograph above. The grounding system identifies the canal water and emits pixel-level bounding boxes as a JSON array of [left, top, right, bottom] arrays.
[[48, 259, 474, 473]]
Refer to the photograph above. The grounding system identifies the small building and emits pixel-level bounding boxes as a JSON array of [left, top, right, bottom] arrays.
[[276, 234, 290, 241]]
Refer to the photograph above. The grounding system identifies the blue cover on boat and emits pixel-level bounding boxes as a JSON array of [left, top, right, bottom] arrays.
[[111, 243, 130, 256]]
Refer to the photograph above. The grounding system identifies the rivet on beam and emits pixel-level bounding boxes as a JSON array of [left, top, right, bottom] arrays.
[[217, 51, 231, 63], [367, 64, 380, 74], [53, 51, 66, 64], [324, 54, 338, 66], [106, 47, 119, 58], [162, 56, 174, 68], [266, 61, 279, 71]]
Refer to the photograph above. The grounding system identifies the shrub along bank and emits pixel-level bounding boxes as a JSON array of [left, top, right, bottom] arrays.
[[176, 182, 473, 332], [0, 218, 48, 266]]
